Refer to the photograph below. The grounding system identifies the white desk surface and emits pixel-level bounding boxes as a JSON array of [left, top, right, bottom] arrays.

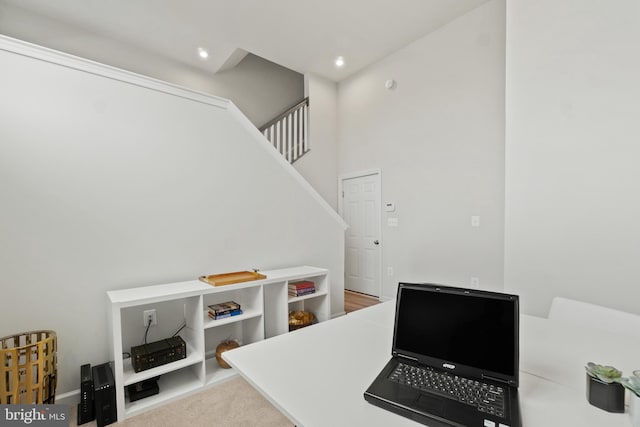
[[520, 314, 639, 390], [224, 301, 637, 427]]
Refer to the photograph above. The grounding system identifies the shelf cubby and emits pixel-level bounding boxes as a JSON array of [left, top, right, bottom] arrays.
[[124, 365, 203, 417]]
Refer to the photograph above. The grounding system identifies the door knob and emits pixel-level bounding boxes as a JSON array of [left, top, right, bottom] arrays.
[[374, 240, 379, 245]]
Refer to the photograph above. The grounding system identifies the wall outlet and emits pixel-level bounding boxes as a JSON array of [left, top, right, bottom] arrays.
[[387, 267, 394, 276], [143, 309, 157, 326], [470, 277, 480, 288]]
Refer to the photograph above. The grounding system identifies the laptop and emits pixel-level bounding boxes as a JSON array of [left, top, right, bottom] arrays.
[[364, 283, 522, 427]]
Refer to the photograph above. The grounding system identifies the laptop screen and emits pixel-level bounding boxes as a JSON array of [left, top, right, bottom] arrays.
[[393, 283, 518, 383]]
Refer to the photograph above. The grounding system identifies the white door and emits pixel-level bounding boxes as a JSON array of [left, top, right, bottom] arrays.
[[340, 172, 381, 297]]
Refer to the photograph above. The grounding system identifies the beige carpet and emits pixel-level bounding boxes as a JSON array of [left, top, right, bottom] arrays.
[[71, 377, 293, 427]]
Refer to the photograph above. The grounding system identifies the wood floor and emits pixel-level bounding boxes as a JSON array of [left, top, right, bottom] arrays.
[[344, 290, 381, 313]]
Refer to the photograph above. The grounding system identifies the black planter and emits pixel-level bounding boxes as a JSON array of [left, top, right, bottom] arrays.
[[586, 374, 625, 413]]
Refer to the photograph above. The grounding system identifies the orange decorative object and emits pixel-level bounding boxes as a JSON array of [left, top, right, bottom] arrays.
[[215, 339, 240, 369], [199, 271, 266, 287], [0, 330, 57, 404], [288, 311, 317, 331]]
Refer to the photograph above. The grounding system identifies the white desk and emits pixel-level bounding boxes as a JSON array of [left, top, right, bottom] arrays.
[[224, 301, 637, 427], [520, 314, 639, 390]]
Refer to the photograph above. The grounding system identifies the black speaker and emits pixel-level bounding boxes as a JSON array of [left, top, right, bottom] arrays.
[[77, 364, 95, 425], [92, 362, 117, 427]]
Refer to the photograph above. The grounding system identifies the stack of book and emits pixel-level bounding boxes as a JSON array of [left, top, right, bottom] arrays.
[[288, 280, 316, 297], [208, 301, 243, 320]]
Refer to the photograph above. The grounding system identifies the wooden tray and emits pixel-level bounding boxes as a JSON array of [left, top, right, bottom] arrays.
[[199, 271, 266, 287]]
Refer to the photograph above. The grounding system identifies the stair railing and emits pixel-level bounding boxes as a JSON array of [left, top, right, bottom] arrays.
[[259, 97, 309, 164]]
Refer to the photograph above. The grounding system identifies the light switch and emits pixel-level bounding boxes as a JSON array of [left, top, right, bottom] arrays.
[[387, 217, 399, 227], [385, 202, 396, 212], [471, 216, 480, 227]]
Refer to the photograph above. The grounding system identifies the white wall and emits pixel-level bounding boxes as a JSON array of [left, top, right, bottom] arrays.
[[0, 4, 303, 127], [294, 74, 339, 210], [200, 54, 303, 127], [338, 0, 506, 299], [504, 0, 640, 316], [0, 38, 344, 394]]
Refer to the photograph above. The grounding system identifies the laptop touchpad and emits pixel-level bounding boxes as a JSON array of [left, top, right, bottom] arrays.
[[414, 393, 445, 416]]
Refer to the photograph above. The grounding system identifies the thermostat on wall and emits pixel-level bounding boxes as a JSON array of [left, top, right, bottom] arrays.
[[385, 202, 396, 212]]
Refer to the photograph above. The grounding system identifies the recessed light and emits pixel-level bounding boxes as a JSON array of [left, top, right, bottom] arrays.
[[197, 47, 209, 59], [334, 56, 345, 68]]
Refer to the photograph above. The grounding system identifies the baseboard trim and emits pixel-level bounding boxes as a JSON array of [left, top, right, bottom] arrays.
[[55, 389, 80, 405]]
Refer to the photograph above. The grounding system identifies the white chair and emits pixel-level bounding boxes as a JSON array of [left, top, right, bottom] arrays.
[[548, 296, 640, 339]]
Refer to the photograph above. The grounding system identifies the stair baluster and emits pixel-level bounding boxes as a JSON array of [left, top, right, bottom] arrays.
[[259, 98, 309, 164]]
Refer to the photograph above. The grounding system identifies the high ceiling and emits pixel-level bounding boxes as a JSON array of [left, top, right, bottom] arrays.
[[0, 0, 489, 81]]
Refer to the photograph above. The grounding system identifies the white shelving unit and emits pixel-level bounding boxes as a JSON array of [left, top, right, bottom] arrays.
[[107, 265, 329, 421]]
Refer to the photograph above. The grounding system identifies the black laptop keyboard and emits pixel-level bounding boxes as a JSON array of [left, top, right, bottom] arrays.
[[389, 363, 506, 418]]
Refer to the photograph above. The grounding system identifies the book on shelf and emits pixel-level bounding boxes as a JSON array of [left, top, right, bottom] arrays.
[[288, 280, 315, 290], [208, 301, 241, 316], [208, 308, 243, 320], [288, 288, 316, 297]]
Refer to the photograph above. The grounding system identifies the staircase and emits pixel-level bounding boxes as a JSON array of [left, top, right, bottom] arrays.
[[259, 97, 309, 164]]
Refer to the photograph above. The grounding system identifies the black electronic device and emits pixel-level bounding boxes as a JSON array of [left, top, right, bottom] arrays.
[[127, 377, 160, 402], [92, 362, 117, 427], [364, 283, 522, 427], [77, 364, 95, 425], [130, 336, 186, 373]]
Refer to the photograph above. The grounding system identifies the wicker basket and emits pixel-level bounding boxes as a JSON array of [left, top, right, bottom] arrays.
[[288, 311, 317, 331], [0, 330, 57, 404]]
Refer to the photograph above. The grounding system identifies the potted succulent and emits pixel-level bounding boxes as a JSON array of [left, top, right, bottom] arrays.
[[585, 362, 625, 413], [620, 370, 640, 426]]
